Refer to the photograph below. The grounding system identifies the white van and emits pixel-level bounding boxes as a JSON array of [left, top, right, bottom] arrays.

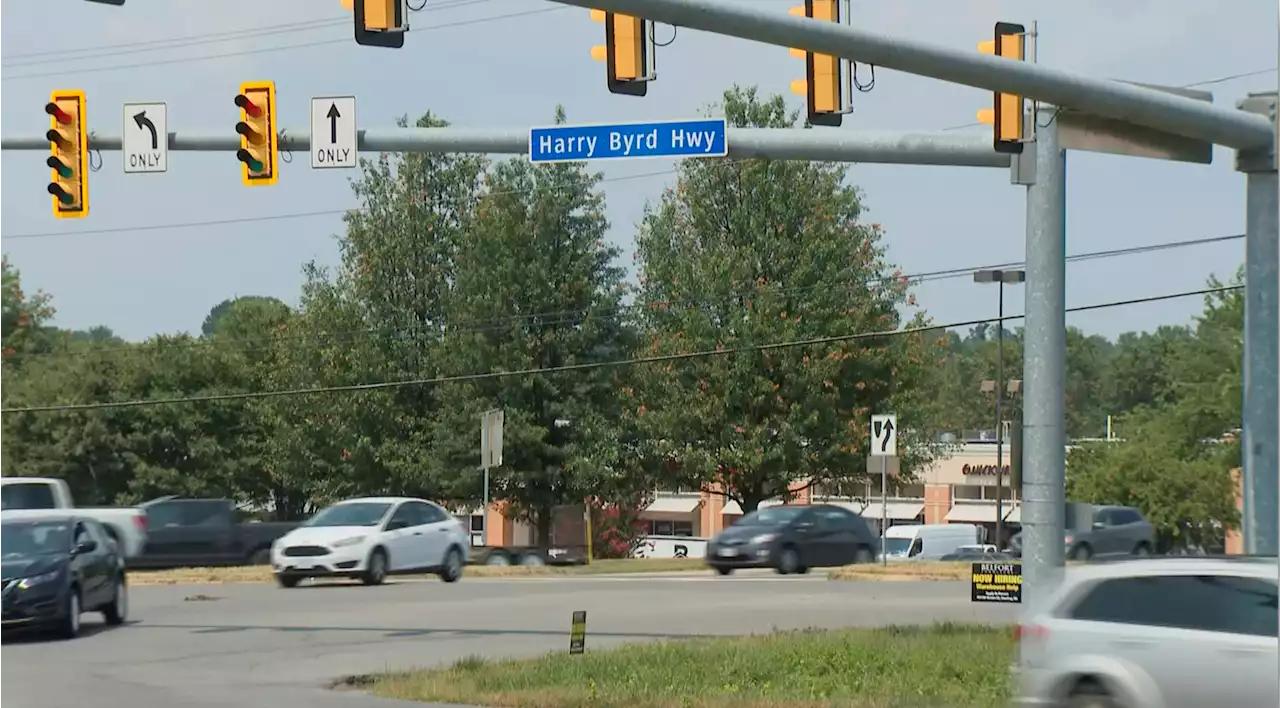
[[881, 523, 983, 561]]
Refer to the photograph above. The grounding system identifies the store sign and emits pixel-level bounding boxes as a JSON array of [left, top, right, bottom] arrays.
[[962, 463, 1011, 476]]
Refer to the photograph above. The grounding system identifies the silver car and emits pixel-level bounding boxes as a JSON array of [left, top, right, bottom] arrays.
[[1015, 556, 1278, 708]]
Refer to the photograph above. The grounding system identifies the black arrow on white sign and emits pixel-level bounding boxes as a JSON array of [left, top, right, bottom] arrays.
[[132, 111, 158, 150], [874, 419, 895, 452], [326, 103, 341, 144]]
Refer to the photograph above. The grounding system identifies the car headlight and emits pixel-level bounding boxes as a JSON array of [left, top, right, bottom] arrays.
[[18, 571, 60, 589], [332, 536, 366, 548], [750, 533, 777, 544]]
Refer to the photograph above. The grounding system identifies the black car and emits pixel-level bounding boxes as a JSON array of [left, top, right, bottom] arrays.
[[2, 514, 128, 639], [706, 504, 878, 576]]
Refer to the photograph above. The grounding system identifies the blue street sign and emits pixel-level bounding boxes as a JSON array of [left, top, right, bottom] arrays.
[[528, 119, 728, 164]]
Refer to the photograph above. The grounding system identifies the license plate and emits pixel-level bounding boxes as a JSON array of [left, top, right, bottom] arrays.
[[294, 562, 314, 570], [719, 548, 739, 558]]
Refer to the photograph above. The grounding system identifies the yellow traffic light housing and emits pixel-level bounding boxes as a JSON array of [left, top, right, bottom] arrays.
[[590, 9, 653, 97], [235, 81, 278, 187], [346, 0, 406, 48], [977, 22, 1027, 154], [788, 0, 846, 127], [46, 90, 88, 219]]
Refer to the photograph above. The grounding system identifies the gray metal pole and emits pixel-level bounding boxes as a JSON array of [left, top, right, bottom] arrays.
[[0, 129, 1011, 168], [995, 282, 1005, 550], [1236, 92, 1278, 556], [481, 465, 491, 547], [1020, 106, 1068, 600], [881, 456, 888, 567], [546, 0, 1274, 150]]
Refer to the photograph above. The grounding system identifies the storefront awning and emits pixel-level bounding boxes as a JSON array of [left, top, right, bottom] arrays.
[[645, 496, 702, 514], [859, 502, 925, 520], [945, 504, 1000, 523]]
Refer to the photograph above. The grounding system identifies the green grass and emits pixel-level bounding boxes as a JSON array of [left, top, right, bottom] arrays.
[[362, 622, 1016, 708]]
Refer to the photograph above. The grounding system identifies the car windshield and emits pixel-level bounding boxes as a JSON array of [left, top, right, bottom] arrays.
[[2, 521, 72, 557], [304, 502, 392, 527], [883, 538, 914, 555], [735, 507, 806, 527]]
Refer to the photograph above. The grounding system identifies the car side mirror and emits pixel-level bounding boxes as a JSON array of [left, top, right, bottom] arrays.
[[74, 540, 98, 554], [1092, 521, 1105, 530]]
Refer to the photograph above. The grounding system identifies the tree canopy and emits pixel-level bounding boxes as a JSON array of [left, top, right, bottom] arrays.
[[0, 87, 1246, 545]]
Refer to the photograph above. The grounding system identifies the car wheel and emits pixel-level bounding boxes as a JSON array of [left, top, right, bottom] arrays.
[[776, 546, 802, 575], [439, 547, 464, 584], [1070, 544, 1093, 561], [102, 577, 128, 626], [714, 566, 733, 576], [518, 552, 546, 567], [361, 548, 388, 586], [248, 548, 271, 565], [485, 552, 511, 566], [1066, 681, 1118, 708], [276, 574, 301, 589], [1132, 543, 1151, 557], [57, 588, 81, 640], [853, 547, 875, 564]]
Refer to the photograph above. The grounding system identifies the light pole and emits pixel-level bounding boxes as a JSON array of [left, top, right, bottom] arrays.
[[974, 268, 1025, 548]]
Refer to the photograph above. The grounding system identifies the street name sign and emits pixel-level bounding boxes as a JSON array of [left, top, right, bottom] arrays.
[[310, 96, 357, 169], [123, 102, 167, 174], [528, 118, 728, 164]]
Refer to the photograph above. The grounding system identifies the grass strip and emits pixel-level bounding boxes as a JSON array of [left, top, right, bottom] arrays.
[[827, 562, 979, 582], [128, 557, 710, 585], [359, 622, 1016, 708]]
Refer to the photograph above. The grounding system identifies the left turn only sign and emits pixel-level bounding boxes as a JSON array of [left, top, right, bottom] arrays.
[[123, 102, 167, 174]]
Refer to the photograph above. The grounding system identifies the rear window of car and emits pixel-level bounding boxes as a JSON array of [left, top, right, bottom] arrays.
[[1068, 573, 1278, 638]]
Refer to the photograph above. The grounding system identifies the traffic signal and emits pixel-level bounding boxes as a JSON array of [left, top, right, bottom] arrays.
[[590, 9, 653, 96], [977, 22, 1027, 154], [343, 0, 406, 48], [788, 0, 846, 127], [46, 90, 88, 219], [234, 81, 278, 187]]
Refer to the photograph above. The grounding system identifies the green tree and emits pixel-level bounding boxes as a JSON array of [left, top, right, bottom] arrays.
[[1066, 410, 1239, 551], [625, 87, 940, 512], [429, 106, 630, 541], [262, 112, 488, 507]]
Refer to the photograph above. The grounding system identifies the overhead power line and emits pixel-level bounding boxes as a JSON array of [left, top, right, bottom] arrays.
[[0, 284, 1241, 415], [2, 3, 568, 80], [4, 233, 1245, 363]]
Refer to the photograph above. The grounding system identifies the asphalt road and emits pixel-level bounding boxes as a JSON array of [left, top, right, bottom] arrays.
[[3, 572, 1016, 708]]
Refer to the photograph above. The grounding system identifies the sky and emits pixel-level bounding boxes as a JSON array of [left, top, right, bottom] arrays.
[[2, 0, 1276, 342]]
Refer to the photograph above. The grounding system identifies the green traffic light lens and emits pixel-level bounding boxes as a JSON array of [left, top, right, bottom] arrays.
[[55, 164, 73, 179], [57, 191, 74, 205], [247, 158, 264, 172]]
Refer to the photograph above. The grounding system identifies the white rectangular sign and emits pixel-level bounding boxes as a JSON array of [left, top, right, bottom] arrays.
[[123, 102, 168, 174], [480, 409, 504, 468], [870, 414, 897, 457], [310, 95, 357, 169]]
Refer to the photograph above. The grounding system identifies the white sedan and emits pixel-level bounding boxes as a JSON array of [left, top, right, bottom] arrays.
[[269, 496, 469, 588]]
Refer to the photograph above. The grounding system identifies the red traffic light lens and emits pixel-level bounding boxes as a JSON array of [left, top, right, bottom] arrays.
[[45, 102, 73, 125], [234, 94, 263, 118]]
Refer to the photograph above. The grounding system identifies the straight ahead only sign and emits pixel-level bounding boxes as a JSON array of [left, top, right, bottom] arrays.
[[310, 96, 356, 169]]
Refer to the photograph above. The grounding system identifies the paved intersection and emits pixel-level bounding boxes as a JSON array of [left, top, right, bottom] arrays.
[[3, 572, 1015, 708]]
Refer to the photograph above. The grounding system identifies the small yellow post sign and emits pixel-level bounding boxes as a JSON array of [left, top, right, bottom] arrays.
[[971, 562, 1022, 603], [569, 610, 587, 654]]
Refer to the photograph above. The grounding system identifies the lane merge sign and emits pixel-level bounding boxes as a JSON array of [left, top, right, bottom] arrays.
[[529, 118, 728, 164]]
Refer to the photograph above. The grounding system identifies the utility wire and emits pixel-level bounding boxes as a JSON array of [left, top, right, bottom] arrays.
[[3, 233, 1245, 363], [0, 284, 1241, 415], [2, 4, 567, 80]]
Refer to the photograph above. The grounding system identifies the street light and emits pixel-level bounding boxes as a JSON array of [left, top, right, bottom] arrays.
[[974, 268, 1025, 548]]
